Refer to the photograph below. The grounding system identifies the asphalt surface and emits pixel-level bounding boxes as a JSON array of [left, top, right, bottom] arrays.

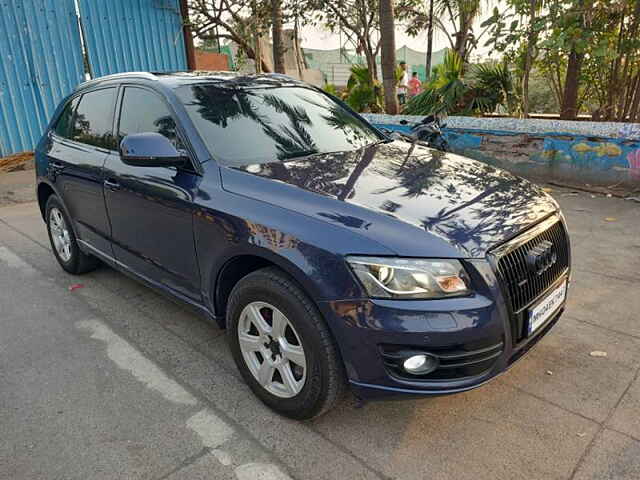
[[1, 188, 639, 480]]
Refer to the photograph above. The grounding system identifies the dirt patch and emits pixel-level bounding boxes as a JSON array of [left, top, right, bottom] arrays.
[[0, 152, 35, 173]]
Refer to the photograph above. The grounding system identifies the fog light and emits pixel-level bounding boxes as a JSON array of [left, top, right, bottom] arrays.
[[403, 354, 438, 375]]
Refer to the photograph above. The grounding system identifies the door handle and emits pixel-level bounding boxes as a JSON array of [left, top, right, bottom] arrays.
[[104, 178, 121, 191], [51, 161, 64, 170]]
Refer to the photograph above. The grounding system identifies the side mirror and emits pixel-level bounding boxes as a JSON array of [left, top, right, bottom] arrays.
[[120, 132, 186, 168]]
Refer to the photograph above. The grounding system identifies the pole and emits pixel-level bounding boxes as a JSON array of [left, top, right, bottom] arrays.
[[179, 0, 196, 71]]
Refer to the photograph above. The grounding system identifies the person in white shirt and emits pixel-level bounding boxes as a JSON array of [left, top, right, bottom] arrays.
[[397, 61, 409, 106]]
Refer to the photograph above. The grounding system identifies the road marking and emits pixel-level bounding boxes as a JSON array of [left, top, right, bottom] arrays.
[[76, 318, 293, 479], [76, 319, 198, 406], [187, 409, 235, 465], [235, 463, 292, 480], [0, 246, 38, 275]]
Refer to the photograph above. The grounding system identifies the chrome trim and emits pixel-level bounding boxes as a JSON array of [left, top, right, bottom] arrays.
[[489, 214, 561, 259]]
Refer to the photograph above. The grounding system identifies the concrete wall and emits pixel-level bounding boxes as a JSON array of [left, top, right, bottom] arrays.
[[364, 114, 640, 188]]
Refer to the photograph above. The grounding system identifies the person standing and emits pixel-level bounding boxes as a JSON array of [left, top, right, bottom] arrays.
[[408, 72, 422, 98], [397, 61, 409, 106]]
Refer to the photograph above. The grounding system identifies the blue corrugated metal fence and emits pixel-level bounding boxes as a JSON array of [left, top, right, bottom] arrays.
[[78, 0, 187, 78], [0, 0, 187, 156], [0, 0, 85, 156]]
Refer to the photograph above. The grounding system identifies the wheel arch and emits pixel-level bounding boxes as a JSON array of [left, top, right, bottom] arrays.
[[37, 181, 57, 220], [212, 251, 324, 328]]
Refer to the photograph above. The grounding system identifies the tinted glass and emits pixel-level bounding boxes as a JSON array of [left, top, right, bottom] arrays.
[[54, 97, 79, 139], [71, 88, 116, 149], [118, 87, 181, 148], [175, 85, 380, 166]]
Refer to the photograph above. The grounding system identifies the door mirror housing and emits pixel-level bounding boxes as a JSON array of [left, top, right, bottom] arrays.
[[120, 133, 187, 168]]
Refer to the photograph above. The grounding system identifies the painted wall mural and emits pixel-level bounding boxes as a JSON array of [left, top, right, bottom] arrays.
[[369, 120, 640, 187]]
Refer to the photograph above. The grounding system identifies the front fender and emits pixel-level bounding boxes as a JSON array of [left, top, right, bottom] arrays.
[[193, 188, 395, 316]]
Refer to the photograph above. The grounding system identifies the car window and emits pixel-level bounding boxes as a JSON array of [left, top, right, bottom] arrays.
[[118, 87, 182, 149], [54, 96, 79, 139], [71, 88, 116, 149], [175, 85, 381, 167]]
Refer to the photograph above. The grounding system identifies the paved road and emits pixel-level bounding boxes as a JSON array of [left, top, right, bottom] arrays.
[[1, 190, 639, 480]]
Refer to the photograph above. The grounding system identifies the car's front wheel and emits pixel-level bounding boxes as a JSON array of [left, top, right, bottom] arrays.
[[227, 267, 346, 419], [46, 195, 99, 274]]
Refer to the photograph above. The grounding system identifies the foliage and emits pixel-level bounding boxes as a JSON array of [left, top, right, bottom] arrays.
[[471, 62, 517, 114], [323, 83, 340, 97], [403, 50, 513, 116], [296, 0, 381, 81], [188, 0, 273, 72], [483, 0, 640, 120], [404, 0, 493, 64], [343, 65, 383, 113]]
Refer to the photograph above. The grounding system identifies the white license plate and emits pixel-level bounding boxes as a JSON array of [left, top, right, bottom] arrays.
[[528, 280, 567, 334]]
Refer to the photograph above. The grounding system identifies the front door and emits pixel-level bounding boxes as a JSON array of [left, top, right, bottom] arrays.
[[103, 86, 201, 301]]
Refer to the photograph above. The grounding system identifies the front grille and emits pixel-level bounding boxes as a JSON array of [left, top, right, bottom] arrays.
[[380, 340, 504, 381], [494, 216, 570, 343]]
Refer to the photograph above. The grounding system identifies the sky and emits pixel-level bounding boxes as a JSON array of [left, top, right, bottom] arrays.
[[298, 24, 451, 53], [294, 6, 503, 60]]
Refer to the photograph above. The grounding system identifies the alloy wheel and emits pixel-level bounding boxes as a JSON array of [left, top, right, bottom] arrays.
[[238, 301, 307, 398], [49, 207, 72, 262]]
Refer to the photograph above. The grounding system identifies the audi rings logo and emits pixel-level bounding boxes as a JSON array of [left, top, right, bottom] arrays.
[[526, 240, 557, 276]]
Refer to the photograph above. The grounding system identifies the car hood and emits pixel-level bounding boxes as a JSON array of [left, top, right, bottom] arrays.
[[220, 140, 558, 258]]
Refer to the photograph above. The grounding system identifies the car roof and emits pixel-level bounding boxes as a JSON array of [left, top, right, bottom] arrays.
[[75, 71, 308, 91]]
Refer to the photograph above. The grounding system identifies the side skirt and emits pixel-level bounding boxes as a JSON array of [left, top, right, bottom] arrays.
[[77, 239, 225, 328]]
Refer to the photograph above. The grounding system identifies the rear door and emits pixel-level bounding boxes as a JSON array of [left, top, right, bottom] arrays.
[[46, 87, 116, 255], [103, 86, 202, 301]]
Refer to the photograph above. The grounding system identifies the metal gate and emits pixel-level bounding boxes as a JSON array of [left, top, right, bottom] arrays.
[[78, 0, 186, 78], [0, 0, 85, 156], [0, 0, 187, 156]]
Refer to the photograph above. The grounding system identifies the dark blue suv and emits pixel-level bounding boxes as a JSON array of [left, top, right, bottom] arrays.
[[36, 72, 570, 419]]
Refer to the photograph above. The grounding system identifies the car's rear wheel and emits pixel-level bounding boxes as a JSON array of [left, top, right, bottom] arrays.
[[227, 267, 346, 419], [46, 196, 99, 274]]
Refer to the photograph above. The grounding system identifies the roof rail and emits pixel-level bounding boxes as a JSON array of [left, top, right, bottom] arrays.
[[76, 71, 158, 89]]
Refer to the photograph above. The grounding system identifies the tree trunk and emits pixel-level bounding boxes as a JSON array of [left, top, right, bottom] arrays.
[[425, 0, 434, 81], [271, 0, 286, 74], [362, 48, 377, 84], [560, 49, 584, 120], [521, 0, 537, 118], [454, 14, 472, 65], [379, 0, 398, 114]]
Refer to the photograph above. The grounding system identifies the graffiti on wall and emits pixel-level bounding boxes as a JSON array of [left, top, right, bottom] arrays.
[[628, 149, 640, 179], [371, 122, 640, 185]]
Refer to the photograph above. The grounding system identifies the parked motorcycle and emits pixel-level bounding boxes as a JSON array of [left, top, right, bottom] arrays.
[[381, 115, 450, 152]]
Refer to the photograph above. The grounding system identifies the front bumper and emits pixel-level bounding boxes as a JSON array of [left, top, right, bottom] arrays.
[[318, 259, 567, 400]]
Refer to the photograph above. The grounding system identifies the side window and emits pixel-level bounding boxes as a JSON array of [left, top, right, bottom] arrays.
[[118, 87, 182, 149], [54, 97, 79, 139], [71, 88, 117, 149]]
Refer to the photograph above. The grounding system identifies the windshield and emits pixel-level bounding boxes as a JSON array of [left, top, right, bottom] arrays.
[[175, 85, 381, 167]]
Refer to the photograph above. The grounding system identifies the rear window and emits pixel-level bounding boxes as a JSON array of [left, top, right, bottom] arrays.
[[54, 97, 79, 139], [70, 88, 116, 149]]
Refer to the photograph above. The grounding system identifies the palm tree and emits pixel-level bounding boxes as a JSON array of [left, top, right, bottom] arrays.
[[379, 0, 399, 114], [425, 0, 435, 80]]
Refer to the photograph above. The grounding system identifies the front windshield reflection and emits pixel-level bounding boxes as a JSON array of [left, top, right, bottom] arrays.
[[176, 85, 380, 166]]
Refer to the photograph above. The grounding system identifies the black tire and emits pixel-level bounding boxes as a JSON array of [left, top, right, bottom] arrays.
[[227, 267, 346, 420], [45, 195, 99, 275]]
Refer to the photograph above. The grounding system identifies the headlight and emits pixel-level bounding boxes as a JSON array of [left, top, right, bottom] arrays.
[[346, 256, 470, 299]]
